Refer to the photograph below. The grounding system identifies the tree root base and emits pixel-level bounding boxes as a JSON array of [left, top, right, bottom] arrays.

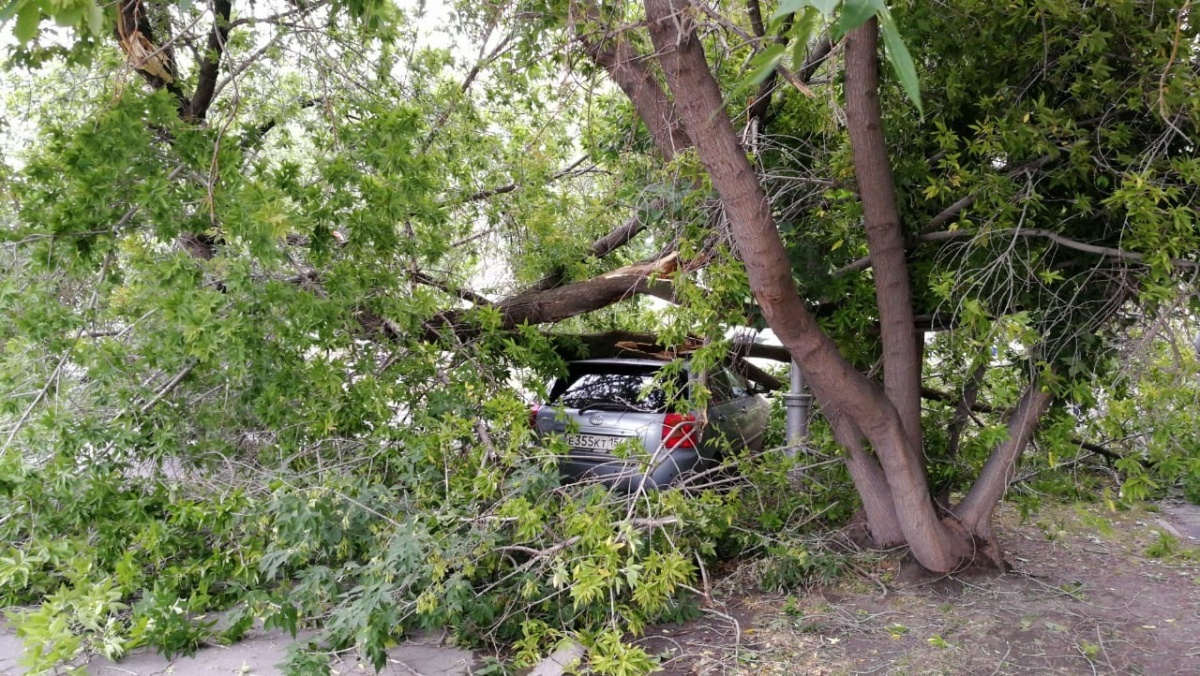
[[895, 549, 1009, 585]]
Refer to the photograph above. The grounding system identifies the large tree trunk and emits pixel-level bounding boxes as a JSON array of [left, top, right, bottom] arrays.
[[957, 381, 1054, 530], [843, 21, 924, 457]]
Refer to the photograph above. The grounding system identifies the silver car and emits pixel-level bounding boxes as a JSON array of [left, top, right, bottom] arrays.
[[531, 358, 770, 490]]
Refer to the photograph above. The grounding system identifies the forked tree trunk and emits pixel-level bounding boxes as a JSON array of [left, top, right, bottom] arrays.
[[569, 1, 692, 161], [639, 0, 1052, 573], [957, 383, 1054, 530], [831, 416, 905, 545]]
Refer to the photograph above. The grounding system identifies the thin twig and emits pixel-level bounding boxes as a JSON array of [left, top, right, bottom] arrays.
[[1, 352, 70, 453], [139, 361, 198, 414]]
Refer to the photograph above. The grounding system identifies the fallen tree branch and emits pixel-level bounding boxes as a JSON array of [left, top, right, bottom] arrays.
[[523, 195, 676, 294], [424, 254, 684, 342]]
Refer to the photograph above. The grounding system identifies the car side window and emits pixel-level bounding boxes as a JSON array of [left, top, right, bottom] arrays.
[[720, 367, 751, 400], [701, 370, 732, 404]]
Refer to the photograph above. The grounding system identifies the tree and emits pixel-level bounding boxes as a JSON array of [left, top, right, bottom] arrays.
[[2, 0, 1199, 672], [574, 0, 1198, 571]]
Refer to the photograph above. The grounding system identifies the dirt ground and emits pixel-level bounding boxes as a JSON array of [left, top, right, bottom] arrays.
[[638, 500, 1200, 675]]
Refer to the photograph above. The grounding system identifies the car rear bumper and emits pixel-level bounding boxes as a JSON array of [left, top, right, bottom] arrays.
[[559, 449, 705, 491]]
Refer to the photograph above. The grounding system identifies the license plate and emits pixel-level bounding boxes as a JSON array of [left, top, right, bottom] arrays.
[[563, 434, 628, 452]]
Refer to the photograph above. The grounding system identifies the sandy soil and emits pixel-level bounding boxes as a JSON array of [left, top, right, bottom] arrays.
[[638, 500, 1200, 675]]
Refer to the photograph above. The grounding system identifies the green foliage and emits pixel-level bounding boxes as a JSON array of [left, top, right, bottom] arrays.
[[3, 0, 1200, 672], [0, 461, 265, 672], [754, 540, 849, 592], [1057, 323, 1200, 505], [1143, 531, 1200, 561], [584, 629, 658, 676], [1, 0, 104, 44], [772, 0, 923, 111]]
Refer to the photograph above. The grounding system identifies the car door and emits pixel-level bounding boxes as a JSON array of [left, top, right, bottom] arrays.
[[715, 366, 768, 451], [700, 369, 741, 459]]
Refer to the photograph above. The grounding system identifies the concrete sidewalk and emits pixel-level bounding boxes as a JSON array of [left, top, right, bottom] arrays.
[[0, 625, 477, 675]]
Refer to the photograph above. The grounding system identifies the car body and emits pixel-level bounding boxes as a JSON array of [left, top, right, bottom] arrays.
[[531, 358, 770, 490]]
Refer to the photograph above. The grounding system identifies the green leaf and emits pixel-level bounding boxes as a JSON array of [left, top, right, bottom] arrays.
[[85, 2, 103, 35], [746, 43, 787, 87], [789, 7, 823, 65], [811, 0, 841, 16], [836, 0, 883, 37], [773, 0, 810, 20], [53, 4, 82, 28], [879, 13, 923, 113], [14, 2, 40, 43], [775, 0, 840, 20]]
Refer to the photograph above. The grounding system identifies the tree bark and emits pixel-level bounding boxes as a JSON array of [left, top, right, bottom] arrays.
[[831, 416, 905, 546], [115, 0, 188, 108], [570, 0, 691, 161], [642, 0, 969, 573], [957, 381, 1054, 530], [186, 0, 232, 122], [426, 254, 681, 341], [844, 20, 924, 455], [947, 362, 989, 460]]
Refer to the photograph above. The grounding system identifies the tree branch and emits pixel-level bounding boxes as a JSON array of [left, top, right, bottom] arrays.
[[240, 98, 324, 150], [945, 361, 989, 472], [187, 0, 233, 122], [425, 253, 684, 341], [957, 380, 1054, 529], [570, 0, 691, 161], [408, 271, 493, 307], [837, 221, 1200, 277], [922, 154, 1057, 234], [140, 361, 198, 414], [522, 196, 671, 294], [456, 156, 590, 204], [421, 14, 516, 152], [836, 153, 1061, 276], [697, 3, 829, 109], [831, 415, 905, 546], [922, 227, 1200, 270], [920, 384, 999, 414]]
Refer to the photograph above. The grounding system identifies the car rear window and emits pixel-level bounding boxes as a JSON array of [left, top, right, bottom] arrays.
[[550, 363, 685, 413]]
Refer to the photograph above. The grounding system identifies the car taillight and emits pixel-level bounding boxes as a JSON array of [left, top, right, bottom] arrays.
[[530, 404, 541, 429], [662, 413, 697, 449]]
